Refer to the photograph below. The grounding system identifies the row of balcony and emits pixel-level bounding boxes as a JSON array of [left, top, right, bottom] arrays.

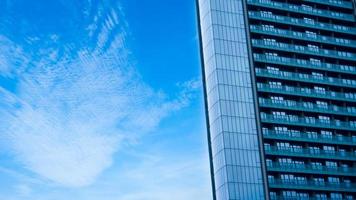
[[267, 162, 356, 177], [248, 11, 356, 35], [255, 68, 356, 89], [304, 0, 354, 9], [247, 0, 355, 22], [257, 83, 356, 103], [249, 25, 356, 48], [271, 197, 353, 200], [259, 98, 356, 117], [269, 179, 356, 192], [253, 54, 356, 75], [251, 39, 356, 62], [265, 146, 356, 161], [260, 113, 356, 131], [262, 128, 356, 146]]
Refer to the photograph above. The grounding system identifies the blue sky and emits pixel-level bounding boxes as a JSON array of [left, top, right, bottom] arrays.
[[0, 0, 212, 199]]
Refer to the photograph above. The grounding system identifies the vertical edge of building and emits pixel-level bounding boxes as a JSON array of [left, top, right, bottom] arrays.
[[196, 0, 267, 199], [195, 0, 217, 199]]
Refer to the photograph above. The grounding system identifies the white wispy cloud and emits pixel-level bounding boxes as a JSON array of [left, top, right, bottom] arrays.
[[0, 1, 199, 188], [116, 153, 211, 200]]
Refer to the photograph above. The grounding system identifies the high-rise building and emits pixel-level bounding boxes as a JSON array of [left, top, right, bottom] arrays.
[[196, 0, 356, 199]]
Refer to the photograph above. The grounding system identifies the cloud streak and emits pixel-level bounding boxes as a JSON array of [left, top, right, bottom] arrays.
[[0, 0, 198, 188]]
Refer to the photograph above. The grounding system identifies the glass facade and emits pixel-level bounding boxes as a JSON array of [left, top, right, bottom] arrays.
[[196, 0, 356, 199], [197, 0, 265, 199]]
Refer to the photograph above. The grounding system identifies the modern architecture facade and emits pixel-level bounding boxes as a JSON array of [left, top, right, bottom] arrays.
[[196, 0, 356, 199]]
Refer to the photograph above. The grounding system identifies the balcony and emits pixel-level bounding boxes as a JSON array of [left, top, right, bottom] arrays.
[[252, 39, 356, 62], [257, 83, 356, 103], [250, 25, 356, 48], [248, 11, 356, 35], [255, 68, 356, 89], [253, 54, 356, 75], [260, 113, 356, 131], [269, 179, 356, 192], [247, 0, 355, 22], [303, 0, 354, 9], [265, 146, 356, 161], [267, 162, 356, 177], [259, 98, 356, 117], [271, 197, 333, 200], [262, 129, 356, 146]]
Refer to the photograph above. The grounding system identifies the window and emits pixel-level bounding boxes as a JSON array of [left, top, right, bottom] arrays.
[[265, 52, 278, 57], [304, 17, 315, 25], [262, 24, 274, 31], [272, 111, 286, 119], [307, 131, 318, 139], [308, 44, 319, 52], [314, 86, 326, 94], [305, 30, 317, 38], [269, 81, 282, 88], [266, 66, 279, 74], [341, 164, 349, 170], [330, 193, 342, 200], [271, 96, 284, 102], [290, 129, 301, 137], [315, 193, 327, 200], [323, 146, 335, 154], [319, 115, 330, 123], [345, 195, 354, 200], [278, 158, 292, 166], [295, 176, 306, 184], [301, 4, 313, 11], [325, 161, 337, 168], [282, 190, 297, 198], [269, 192, 277, 200], [291, 144, 302, 153], [261, 11, 273, 17], [313, 177, 325, 185], [311, 162, 322, 170], [263, 38, 276, 45], [316, 101, 328, 109], [344, 179, 351, 187], [274, 126, 288, 133], [277, 142, 290, 150], [328, 177, 340, 184], [280, 174, 294, 183], [312, 72, 323, 80], [321, 130, 332, 138], [309, 146, 320, 154], [310, 58, 321, 66], [339, 148, 346, 156], [268, 175, 275, 183], [264, 143, 271, 150], [294, 160, 305, 168]]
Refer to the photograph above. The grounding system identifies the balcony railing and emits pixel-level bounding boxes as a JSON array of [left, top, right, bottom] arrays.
[[247, 0, 355, 22], [253, 54, 356, 75], [248, 11, 356, 35], [259, 98, 356, 117], [255, 68, 356, 89], [271, 197, 333, 200], [252, 39, 356, 61], [269, 179, 356, 192], [303, 0, 354, 9], [260, 113, 356, 131], [267, 162, 356, 176], [265, 146, 356, 161], [262, 129, 356, 146], [257, 83, 356, 103], [250, 25, 356, 48]]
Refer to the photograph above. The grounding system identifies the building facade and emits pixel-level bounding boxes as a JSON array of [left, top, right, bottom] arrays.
[[196, 0, 356, 199]]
